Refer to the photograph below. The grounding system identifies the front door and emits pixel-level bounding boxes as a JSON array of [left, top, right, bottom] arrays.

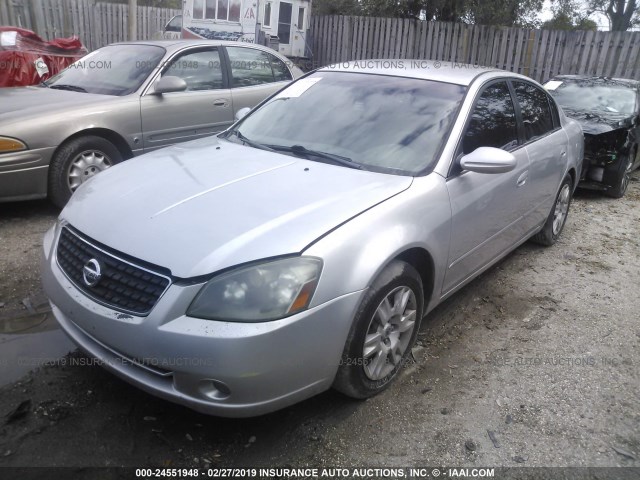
[[443, 80, 530, 294], [140, 47, 234, 152]]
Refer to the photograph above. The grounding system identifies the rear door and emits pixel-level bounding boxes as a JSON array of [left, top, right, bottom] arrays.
[[443, 80, 530, 294], [223, 46, 293, 114], [140, 47, 234, 152], [512, 80, 567, 229]]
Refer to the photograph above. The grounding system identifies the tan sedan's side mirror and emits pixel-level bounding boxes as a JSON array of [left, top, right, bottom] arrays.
[[153, 76, 187, 95]]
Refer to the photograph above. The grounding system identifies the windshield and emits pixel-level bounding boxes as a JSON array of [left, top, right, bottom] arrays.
[[547, 80, 637, 115], [45, 45, 165, 96], [228, 72, 466, 175]]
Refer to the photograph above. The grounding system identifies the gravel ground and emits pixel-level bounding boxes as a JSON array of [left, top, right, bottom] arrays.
[[0, 180, 638, 474]]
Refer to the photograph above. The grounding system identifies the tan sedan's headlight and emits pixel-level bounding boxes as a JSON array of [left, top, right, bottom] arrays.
[[0, 136, 28, 153], [188, 257, 322, 322]]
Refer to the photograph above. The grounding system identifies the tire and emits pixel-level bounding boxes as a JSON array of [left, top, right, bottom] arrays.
[[48, 136, 122, 208], [606, 153, 633, 199], [531, 173, 573, 246], [333, 260, 424, 399]]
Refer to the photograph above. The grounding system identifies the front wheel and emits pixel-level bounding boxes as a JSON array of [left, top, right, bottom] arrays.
[[48, 136, 122, 208], [531, 173, 572, 246], [606, 154, 633, 199], [333, 260, 424, 399]]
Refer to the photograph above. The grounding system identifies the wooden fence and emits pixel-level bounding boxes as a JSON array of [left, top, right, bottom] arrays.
[[0, 0, 180, 50], [310, 15, 640, 81]]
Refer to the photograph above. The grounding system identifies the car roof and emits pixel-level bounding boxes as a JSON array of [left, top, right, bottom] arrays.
[[108, 39, 281, 54], [317, 60, 504, 86], [550, 74, 640, 87]]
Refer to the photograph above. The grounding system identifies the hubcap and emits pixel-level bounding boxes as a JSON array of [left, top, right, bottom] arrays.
[[552, 184, 570, 236], [363, 286, 417, 381], [67, 150, 112, 191]]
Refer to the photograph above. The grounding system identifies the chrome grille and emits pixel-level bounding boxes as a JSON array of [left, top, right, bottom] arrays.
[[56, 226, 171, 315]]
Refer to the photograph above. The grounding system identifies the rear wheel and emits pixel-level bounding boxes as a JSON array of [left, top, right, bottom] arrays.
[[607, 153, 633, 199], [531, 173, 572, 246], [333, 261, 424, 399], [48, 135, 122, 208]]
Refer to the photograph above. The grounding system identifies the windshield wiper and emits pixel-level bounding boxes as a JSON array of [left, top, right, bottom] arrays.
[[49, 84, 88, 93], [225, 130, 276, 152], [267, 144, 362, 170]]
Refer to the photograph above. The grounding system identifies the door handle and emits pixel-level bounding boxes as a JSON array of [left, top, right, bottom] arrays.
[[561, 151, 567, 157], [517, 170, 529, 187], [213, 99, 228, 107]]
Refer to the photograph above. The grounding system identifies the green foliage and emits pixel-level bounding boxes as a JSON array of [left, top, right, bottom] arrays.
[[314, 0, 362, 15], [541, 11, 598, 30], [315, 0, 545, 26]]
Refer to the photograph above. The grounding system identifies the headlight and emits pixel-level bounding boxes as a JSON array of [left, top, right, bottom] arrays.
[[0, 136, 27, 153], [187, 257, 322, 322]]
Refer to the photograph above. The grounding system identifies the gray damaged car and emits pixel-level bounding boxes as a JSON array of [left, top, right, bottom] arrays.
[[42, 62, 583, 417], [0, 40, 302, 207]]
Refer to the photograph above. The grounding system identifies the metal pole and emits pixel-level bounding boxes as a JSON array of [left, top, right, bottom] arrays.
[[129, 0, 137, 41]]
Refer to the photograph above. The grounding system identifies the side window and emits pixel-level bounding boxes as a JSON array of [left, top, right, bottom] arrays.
[[548, 95, 561, 128], [269, 53, 292, 82], [166, 15, 182, 32], [226, 47, 279, 87], [462, 81, 518, 155], [513, 81, 554, 141], [297, 7, 305, 29], [162, 49, 223, 91]]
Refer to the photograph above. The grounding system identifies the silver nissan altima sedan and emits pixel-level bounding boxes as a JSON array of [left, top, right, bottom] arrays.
[[42, 62, 583, 417]]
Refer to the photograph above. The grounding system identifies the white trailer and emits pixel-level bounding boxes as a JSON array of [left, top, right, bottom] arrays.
[[167, 0, 311, 58]]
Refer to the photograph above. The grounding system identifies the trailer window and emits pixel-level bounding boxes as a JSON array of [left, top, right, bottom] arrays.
[[297, 7, 304, 30], [264, 3, 272, 27], [194, 0, 204, 19], [205, 0, 216, 18], [229, 0, 241, 21]]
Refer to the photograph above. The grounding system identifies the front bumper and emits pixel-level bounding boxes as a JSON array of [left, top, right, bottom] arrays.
[[0, 147, 55, 202], [41, 225, 363, 417]]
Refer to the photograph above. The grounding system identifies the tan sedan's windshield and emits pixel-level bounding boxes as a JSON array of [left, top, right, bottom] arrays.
[[46, 45, 165, 96]]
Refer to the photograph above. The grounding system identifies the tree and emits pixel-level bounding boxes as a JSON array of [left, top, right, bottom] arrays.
[[356, 0, 543, 25], [543, 0, 599, 30], [463, 0, 543, 27], [541, 11, 598, 29], [588, 0, 639, 30]]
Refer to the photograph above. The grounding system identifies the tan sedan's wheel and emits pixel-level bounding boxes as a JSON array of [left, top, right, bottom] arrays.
[[333, 260, 424, 399], [48, 135, 122, 208], [67, 150, 113, 192]]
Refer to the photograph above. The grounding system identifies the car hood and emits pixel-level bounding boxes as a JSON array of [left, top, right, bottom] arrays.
[[561, 107, 634, 135], [0, 86, 113, 124], [62, 136, 413, 278]]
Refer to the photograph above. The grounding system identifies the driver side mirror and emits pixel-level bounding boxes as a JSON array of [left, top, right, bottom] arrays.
[[153, 76, 187, 95], [235, 107, 251, 122], [460, 147, 517, 174]]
